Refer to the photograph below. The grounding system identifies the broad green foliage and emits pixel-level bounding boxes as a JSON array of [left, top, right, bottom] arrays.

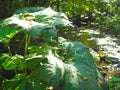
[[1, 40, 103, 90], [2, 74, 47, 90], [2, 74, 27, 90], [0, 7, 73, 42], [0, 7, 105, 90], [0, 25, 19, 42], [0, 54, 25, 70]]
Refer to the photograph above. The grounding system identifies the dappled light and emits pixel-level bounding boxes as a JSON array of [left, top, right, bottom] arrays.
[[0, 0, 120, 90]]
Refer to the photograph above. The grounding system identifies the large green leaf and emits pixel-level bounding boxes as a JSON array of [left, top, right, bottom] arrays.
[[2, 74, 46, 90], [29, 26, 57, 41], [1, 39, 105, 90], [3, 7, 73, 40], [28, 40, 103, 90], [0, 53, 10, 67], [2, 74, 26, 90], [0, 25, 20, 42], [0, 54, 25, 70]]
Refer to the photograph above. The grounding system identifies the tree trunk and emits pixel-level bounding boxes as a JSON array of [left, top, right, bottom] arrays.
[[56, 0, 60, 11]]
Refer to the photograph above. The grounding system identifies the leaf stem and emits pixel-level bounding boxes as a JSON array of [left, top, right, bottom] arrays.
[[24, 33, 30, 75], [24, 33, 30, 56], [6, 42, 12, 56]]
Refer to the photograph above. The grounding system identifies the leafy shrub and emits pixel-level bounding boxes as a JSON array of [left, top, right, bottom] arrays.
[[0, 7, 106, 90]]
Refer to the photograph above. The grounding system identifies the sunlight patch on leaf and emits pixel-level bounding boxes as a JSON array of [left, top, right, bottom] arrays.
[[1, 7, 73, 41], [7, 15, 47, 30]]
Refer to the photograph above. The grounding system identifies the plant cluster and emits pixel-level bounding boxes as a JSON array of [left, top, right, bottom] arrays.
[[0, 7, 107, 90]]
